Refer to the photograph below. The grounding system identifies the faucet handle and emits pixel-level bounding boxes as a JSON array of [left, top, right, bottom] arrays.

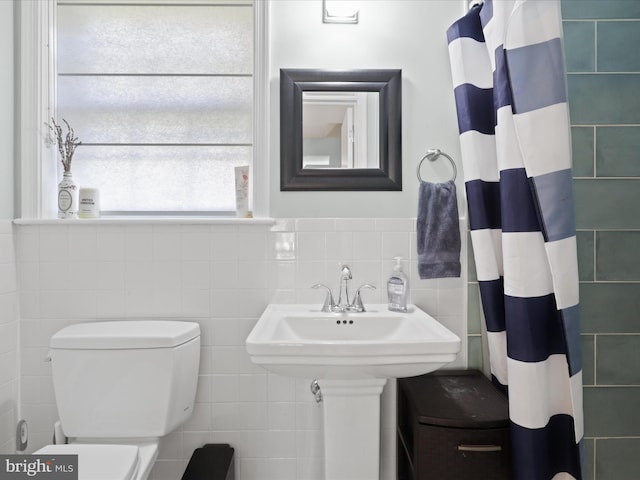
[[311, 283, 336, 312], [353, 284, 376, 312]]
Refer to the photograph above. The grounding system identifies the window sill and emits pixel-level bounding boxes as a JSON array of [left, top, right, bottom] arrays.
[[13, 216, 275, 226]]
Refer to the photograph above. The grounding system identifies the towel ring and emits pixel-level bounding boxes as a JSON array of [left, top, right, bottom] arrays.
[[416, 148, 457, 183]]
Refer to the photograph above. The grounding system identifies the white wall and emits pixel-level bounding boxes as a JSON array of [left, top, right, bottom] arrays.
[[0, 0, 18, 455], [270, 0, 466, 218]]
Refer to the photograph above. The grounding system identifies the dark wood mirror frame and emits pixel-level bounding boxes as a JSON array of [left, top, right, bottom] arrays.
[[280, 68, 402, 191]]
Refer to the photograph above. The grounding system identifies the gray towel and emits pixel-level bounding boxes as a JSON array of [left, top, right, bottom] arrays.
[[417, 180, 461, 279]]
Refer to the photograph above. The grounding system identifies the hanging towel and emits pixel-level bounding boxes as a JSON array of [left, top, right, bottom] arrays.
[[417, 180, 461, 279]]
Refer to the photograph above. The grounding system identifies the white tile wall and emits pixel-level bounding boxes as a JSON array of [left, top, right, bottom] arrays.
[[0, 220, 18, 454], [16, 218, 467, 480]]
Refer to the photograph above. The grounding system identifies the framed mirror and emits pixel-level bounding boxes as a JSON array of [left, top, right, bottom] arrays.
[[280, 68, 402, 191]]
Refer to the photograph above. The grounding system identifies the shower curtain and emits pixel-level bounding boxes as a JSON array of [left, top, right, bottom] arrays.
[[447, 1, 583, 478]]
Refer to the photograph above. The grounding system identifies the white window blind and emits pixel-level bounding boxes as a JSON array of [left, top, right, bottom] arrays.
[[56, 1, 254, 214]]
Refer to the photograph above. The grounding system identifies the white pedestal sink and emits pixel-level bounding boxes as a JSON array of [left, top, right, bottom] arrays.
[[246, 304, 461, 480]]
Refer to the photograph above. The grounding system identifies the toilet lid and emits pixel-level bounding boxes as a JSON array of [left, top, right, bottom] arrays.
[[35, 444, 139, 480]]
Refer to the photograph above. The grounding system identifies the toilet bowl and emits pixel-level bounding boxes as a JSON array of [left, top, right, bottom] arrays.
[[38, 320, 200, 480], [35, 444, 142, 480]]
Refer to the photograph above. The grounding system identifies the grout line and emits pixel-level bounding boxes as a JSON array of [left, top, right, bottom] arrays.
[[573, 176, 640, 180], [579, 281, 640, 284], [572, 124, 640, 127], [591, 333, 640, 337], [592, 438, 597, 480], [563, 19, 640, 23], [577, 228, 640, 232], [593, 333, 597, 386], [584, 384, 640, 388], [593, 230, 597, 282], [594, 20, 598, 72], [567, 71, 640, 74], [592, 125, 597, 178]]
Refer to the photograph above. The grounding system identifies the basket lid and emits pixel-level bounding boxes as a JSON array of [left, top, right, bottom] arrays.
[[399, 370, 509, 428]]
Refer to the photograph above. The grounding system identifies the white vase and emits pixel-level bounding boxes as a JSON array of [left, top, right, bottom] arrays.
[[58, 171, 79, 219]]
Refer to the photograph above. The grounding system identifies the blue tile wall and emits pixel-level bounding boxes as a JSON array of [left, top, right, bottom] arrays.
[[596, 127, 640, 177], [580, 283, 640, 334], [573, 179, 640, 229], [562, 0, 640, 20], [571, 127, 594, 177], [597, 21, 640, 72], [596, 335, 640, 385], [563, 1, 640, 478], [596, 439, 640, 480], [583, 387, 640, 437], [576, 230, 594, 281], [596, 232, 640, 281], [563, 21, 595, 72], [568, 75, 640, 124], [581, 334, 595, 385]]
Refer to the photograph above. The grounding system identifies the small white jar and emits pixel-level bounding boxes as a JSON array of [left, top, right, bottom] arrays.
[[78, 188, 100, 219]]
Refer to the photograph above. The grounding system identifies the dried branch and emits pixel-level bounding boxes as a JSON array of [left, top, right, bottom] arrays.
[[45, 118, 82, 172]]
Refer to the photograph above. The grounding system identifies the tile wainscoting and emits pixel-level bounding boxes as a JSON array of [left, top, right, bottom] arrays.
[[0, 220, 18, 454], [16, 217, 468, 480]]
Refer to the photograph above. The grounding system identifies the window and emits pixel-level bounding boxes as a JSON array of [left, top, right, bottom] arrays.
[[18, 0, 268, 218], [56, 0, 254, 214]]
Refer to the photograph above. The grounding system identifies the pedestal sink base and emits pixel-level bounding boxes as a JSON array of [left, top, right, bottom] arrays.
[[317, 378, 387, 480], [246, 305, 462, 479]]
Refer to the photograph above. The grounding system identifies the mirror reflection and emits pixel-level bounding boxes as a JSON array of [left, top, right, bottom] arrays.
[[302, 92, 379, 169]]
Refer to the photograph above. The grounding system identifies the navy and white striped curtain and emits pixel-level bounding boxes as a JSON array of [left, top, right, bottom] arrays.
[[447, 1, 583, 478]]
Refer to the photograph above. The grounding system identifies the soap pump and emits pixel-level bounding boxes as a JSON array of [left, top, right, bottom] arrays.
[[387, 256, 408, 312]]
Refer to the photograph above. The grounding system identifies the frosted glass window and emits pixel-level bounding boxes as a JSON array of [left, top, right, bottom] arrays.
[[74, 146, 252, 212], [58, 76, 252, 145], [56, 1, 254, 213], [57, 4, 252, 75]]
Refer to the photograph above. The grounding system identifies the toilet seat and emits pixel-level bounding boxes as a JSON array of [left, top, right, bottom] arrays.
[[35, 444, 139, 480]]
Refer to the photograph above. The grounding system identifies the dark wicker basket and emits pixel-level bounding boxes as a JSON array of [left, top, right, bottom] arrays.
[[397, 370, 512, 480]]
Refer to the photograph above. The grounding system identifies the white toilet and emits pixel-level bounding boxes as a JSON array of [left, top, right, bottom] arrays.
[[35, 320, 201, 480]]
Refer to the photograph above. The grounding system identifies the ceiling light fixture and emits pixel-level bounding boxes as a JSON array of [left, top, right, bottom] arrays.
[[323, 0, 359, 24]]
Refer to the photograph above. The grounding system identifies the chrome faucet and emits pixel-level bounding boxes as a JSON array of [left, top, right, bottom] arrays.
[[337, 265, 353, 311], [312, 264, 375, 313]]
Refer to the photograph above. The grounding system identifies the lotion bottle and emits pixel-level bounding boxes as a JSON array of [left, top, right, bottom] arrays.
[[387, 256, 408, 312]]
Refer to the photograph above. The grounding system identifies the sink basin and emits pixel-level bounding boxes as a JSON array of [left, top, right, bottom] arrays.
[[246, 304, 461, 379]]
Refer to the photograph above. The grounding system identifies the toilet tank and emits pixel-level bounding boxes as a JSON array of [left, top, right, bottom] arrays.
[[49, 320, 200, 439]]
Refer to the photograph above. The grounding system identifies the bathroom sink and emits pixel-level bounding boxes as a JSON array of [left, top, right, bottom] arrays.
[[246, 304, 461, 379]]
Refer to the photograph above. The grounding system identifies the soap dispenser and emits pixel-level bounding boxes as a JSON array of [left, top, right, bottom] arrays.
[[387, 256, 408, 312]]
